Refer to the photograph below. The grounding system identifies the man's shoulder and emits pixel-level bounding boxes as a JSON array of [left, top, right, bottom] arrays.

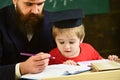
[[0, 4, 14, 15], [0, 4, 15, 29]]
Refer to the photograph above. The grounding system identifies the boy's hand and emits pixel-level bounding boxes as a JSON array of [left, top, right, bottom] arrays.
[[108, 55, 118, 61], [63, 60, 79, 66]]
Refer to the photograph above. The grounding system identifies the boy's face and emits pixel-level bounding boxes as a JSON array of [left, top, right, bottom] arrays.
[[55, 32, 80, 58]]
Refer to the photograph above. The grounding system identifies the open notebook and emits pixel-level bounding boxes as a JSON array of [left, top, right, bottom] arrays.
[[21, 59, 120, 80], [21, 64, 91, 80]]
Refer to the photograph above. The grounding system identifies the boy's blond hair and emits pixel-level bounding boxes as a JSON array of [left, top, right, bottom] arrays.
[[52, 24, 85, 42]]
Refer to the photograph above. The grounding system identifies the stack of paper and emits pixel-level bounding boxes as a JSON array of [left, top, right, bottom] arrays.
[[91, 60, 120, 71]]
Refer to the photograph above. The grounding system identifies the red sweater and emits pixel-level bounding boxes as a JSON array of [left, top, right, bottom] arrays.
[[49, 43, 102, 65]]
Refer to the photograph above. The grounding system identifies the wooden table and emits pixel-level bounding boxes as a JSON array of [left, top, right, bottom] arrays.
[[42, 70, 120, 80]]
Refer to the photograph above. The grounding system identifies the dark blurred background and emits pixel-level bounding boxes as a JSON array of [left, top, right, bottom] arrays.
[[0, 0, 120, 58], [83, 0, 120, 58]]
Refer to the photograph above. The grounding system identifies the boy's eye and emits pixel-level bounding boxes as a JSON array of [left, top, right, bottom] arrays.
[[59, 42, 64, 44], [69, 42, 75, 44]]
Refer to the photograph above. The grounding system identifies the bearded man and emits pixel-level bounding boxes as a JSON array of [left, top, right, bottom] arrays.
[[0, 0, 55, 80]]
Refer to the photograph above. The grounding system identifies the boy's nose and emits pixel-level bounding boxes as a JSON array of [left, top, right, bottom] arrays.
[[64, 44, 70, 49]]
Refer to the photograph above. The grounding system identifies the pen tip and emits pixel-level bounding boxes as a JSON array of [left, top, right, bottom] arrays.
[[50, 56, 55, 59]]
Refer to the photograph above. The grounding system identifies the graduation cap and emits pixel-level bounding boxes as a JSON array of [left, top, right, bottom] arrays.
[[47, 9, 85, 28]]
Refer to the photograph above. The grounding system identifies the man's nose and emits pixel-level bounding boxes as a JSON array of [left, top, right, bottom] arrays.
[[31, 5, 39, 14]]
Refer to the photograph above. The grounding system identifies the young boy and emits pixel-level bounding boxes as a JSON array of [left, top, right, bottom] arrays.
[[47, 9, 118, 65]]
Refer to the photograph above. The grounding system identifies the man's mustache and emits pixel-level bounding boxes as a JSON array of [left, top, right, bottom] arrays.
[[27, 13, 39, 18]]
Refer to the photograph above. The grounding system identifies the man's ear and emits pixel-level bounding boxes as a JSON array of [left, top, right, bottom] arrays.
[[13, 0, 17, 5]]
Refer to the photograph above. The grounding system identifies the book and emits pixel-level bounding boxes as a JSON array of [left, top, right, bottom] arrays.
[[91, 60, 120, 71]]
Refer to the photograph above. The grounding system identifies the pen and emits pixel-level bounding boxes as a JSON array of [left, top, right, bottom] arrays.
[[20, 52, 35, 56], [20, 52, 55, 59]]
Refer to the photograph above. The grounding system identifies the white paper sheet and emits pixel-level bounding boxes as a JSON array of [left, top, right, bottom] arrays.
[[77, 59, 110, 67], [21, 64, 91, 80]]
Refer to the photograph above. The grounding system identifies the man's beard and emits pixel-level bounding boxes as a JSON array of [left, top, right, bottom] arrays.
[[15, 5, 43, 36]]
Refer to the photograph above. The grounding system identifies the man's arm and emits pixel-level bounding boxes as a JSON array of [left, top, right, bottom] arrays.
[[0, 65, 15, 80]]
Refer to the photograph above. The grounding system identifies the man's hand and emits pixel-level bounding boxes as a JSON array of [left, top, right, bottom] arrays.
[[20, 52, 50, 75]]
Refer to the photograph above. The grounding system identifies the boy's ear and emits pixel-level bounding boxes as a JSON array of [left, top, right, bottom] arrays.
[[80, 37, 84, 43], [80, 40, 83, 43]]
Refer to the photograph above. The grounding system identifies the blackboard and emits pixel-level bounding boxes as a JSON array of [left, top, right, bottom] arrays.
[[44, 0, 110, 15], [0, 0, 12, 9], [0, 0, 110, 15]]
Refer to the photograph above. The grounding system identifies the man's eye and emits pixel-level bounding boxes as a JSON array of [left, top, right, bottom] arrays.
[[26, 3, 32, 6], [37, 3, 44, 6]]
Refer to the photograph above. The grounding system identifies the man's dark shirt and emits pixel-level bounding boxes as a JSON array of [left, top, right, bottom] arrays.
[[0, 4, 55, 80]]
